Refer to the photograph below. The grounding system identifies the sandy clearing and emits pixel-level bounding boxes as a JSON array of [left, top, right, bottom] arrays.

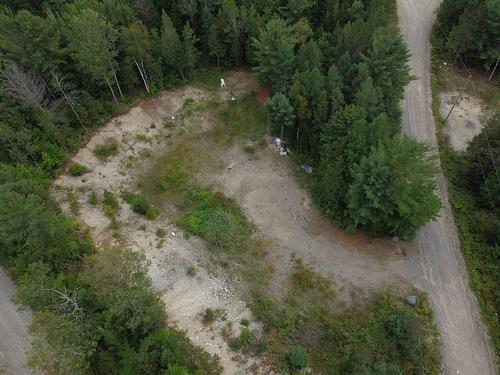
[[205, 140, 413, 301], [439, 91, 490, 152], [54, 72, 272, 375]]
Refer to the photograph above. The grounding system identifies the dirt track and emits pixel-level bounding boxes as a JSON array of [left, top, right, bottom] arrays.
[[0, 267, 32, 375], [397, 1, 497, 373]]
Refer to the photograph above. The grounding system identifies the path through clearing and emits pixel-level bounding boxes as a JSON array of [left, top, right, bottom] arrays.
[[397, 1, 497, 373]]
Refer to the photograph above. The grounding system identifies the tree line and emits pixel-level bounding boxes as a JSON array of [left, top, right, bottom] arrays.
[[0, 0, 443, 373], [435, 0, 500, 80], [260, 0, 440, 239]]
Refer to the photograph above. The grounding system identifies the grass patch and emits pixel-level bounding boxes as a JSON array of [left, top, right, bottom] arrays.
[[135, 133, 149, 142], [67, 191, 80, 215], [93, 141, 119, 161], [68, 162, 88, 176], [214, 95, 269, 145], [176, 190, 252, 251], [123, 192, 157, 220], [180, 98, 206, 118], [431, 50, 500, 356], [88, 191, 98, 205], [189, 68, 224, 91]]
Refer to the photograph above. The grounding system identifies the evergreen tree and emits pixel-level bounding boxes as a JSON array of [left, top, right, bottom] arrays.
[[65, 8, 122, 102], [266, 93, 295, 139], [296, 39, 322, 73], [363, 26, 411, 121], [159, 11, 183, 78], [347, 137, 440, 239], [179, 23, 199, 79], [252, 18, 297, 89]]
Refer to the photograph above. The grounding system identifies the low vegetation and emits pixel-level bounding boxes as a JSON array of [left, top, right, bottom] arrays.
[[123, 191, 158, 220], [93, 141, 119, 161], [68, 162, 88, 176], [249, 261, 441, 374]]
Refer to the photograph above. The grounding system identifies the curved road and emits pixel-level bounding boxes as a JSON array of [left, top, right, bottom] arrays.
[[397, 1, 497, 374], [0, 267, 31, 375]]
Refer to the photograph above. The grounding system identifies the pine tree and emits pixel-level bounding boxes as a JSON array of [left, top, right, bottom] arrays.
[[159, 10, 183, 77], [65, 8, 122, 103], [252, 18, 297, 89], [266, 93, 295, 139], [347, 136, 440, 239], [179, 23, 199, 79]]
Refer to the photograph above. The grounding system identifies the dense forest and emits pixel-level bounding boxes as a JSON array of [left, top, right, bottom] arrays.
[[0, 0, 443, 373], [434, 0, 500, 79]]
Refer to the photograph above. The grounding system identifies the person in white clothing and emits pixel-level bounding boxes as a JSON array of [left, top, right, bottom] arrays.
[[220, 78, 225, 88]]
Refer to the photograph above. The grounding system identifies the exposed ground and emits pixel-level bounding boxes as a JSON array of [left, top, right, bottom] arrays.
[[397, 0, 497, 373], [53, 71, 417, 374], [439, 91, 490, 152], [0, 268, 32, 375]]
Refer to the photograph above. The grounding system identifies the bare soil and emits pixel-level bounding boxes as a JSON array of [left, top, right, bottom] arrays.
[[53, 71, 415, 374], [439, 91, 490, 152]]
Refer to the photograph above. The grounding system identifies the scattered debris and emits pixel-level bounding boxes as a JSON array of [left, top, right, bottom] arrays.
[[301, 165, 313, 174]]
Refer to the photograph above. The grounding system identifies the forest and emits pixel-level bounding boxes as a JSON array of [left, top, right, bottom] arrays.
[[434, 0, 500, 79], [0, 0, 444, 373]]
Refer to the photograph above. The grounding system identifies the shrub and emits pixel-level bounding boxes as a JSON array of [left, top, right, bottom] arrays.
[[103, 190, 119, 218], [93, 141, 119, 160], [229, 327, 252, 351], [67, 192, 80, 214], [69, 163, 88, 176], [287, 345, 309, 370], [177, 194, 251, 251], [203, 308, 216, 324], [135, 133, 148, 142], [123, 192, 158, 219], [156, 228, 166, 238]]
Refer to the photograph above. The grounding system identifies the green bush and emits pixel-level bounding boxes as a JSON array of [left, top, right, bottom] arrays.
[[287, 345, 309, 370], [176, 192, 251, 251], [93, 142, 119, 160], [69, 163, 88, 176], [229, 327, 252, 351], [123, 192, 157, 219], [103, 190, 119, 218]]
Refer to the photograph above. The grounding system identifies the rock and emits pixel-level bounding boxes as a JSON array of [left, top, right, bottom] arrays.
[[406, 295, 417, 306]]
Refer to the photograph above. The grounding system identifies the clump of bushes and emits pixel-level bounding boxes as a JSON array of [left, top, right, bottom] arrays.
[[68, 162, 88, 176], [123, 192, 157, 219], [287, 345, 309, 370], [93, 141, 119, 160], [176, 190, 252, 251]]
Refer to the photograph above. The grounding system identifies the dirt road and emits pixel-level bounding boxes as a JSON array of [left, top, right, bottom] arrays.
[[397, 1, 497, 373], [0, 267, 32, 375]]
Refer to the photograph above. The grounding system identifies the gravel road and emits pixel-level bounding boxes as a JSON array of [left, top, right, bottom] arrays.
[[397, 1, 497, 374], [0, 267, 31, 375]]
